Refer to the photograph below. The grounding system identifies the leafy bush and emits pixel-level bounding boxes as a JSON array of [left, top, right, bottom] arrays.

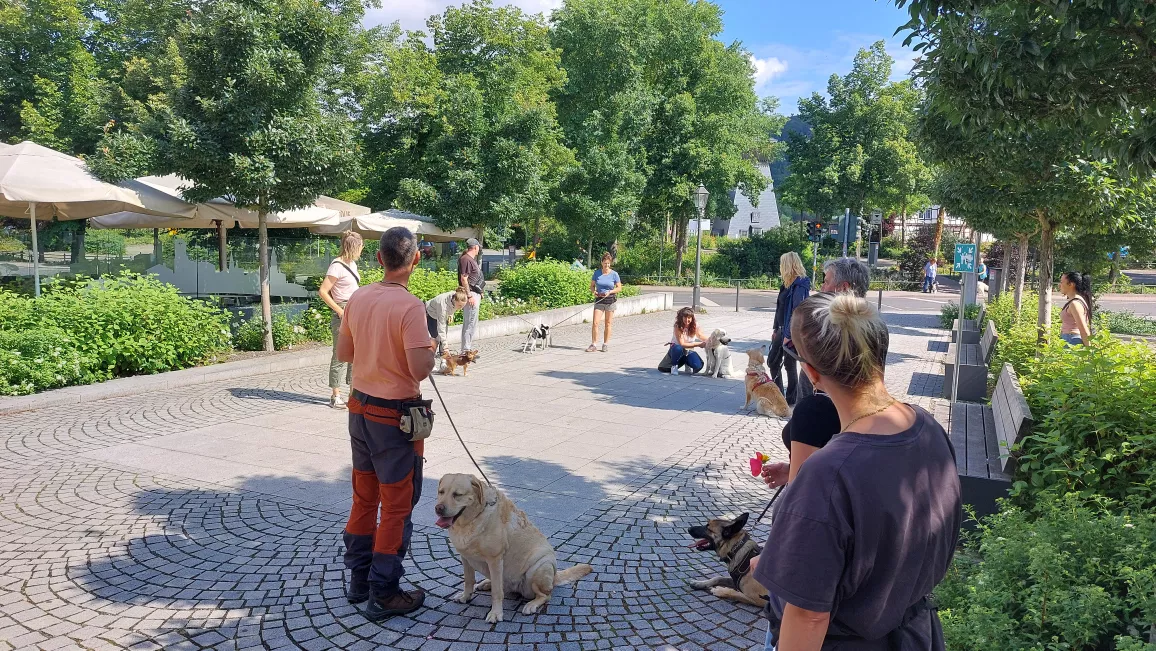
[[0, 328, 89, 395], [707, 224, 812, 279], [296, 301, 334, 343], [879, 235, 907, 260], [85, 230, 126, 256], [498, 260, 594, 308], [1102, 310, 1156, 336], [359, 265, 459, 301], [1014, 331, 1156, 509], [898, 225, 962, 281], [408, 267, 460, 300], [939, 302, 980, 329], [937, 495, 1156, 651], [233, 313, 303, 351], [1, 274, 230, 380]]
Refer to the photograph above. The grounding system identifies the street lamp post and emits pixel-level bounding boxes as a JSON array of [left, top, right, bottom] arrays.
[[692, 184, 709, 311]]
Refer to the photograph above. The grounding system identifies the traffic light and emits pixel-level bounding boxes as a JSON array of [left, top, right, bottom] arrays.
[[806, 220, 824, 242]]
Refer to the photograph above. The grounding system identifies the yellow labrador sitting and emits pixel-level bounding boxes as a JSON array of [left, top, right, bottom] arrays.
[[434, 474, 593, 623]]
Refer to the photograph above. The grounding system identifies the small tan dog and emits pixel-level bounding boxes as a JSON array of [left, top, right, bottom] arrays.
[[742, 347, 791, 417], [434, 474, 593, 623], [442, 349, 479, 376]]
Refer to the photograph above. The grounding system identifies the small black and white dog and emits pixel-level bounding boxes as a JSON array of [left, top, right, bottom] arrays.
[[521, 324, 552, 353]]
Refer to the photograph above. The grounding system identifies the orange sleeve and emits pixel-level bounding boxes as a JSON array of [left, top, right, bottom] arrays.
[[403, 299, 433, 350]]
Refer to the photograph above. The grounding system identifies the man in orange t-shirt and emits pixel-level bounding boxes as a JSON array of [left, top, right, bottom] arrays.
[[337, 226, 436, 621]]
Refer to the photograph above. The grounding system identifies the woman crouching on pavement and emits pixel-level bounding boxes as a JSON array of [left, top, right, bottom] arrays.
[[426, 286, 469, 372], [749, 292, 962, 651]]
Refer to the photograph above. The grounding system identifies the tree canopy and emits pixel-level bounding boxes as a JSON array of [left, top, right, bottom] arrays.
[[779, 41, 928, 227]]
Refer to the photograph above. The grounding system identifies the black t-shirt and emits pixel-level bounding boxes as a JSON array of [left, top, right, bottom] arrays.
[[458, 254, 484, 294], [755, 405, 961, 650], [781, 394, 842, 453]]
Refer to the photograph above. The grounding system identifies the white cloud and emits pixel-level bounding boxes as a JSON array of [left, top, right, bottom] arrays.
[[748, 33, 919, 113], [750, 56, 789, 93], [366, 0, 564, 32]]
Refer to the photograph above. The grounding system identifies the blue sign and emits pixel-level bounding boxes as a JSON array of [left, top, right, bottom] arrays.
[[954, 243, 977, 273]]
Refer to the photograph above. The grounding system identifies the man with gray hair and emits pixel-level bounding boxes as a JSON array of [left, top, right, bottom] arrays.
[[337, 226, 436, 620], [789, 257, 873, 400]]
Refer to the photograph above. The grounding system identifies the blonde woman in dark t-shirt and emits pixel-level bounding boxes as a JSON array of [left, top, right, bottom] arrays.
[[749, 292, 962, 651]]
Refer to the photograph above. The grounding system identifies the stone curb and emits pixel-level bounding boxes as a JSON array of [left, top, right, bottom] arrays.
[[0, 293, 675, 416]]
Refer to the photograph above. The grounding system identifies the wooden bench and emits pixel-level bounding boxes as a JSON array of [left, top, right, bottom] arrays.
[[951, 304, 986, 344], [942, 320, 998, 402], [949, 363, 1035, 519]]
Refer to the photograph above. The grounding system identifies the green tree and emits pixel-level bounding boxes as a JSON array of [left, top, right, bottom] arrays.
[[370, 1, 573, 244], [0, 0, 106, 152], [780, 41, 928, 243], [551, 0, 653, 262], [94, 0, 361, 351], [621, 0, 778, 276], [896, 0, 1156, 174], [910, 2, 1156, 341]]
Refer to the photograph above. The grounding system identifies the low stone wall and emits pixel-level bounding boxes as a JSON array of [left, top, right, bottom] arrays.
[[445, 292, 674, 344]]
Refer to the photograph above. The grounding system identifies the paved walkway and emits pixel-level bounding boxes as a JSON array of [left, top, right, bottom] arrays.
[[0, 307, 949, 651]]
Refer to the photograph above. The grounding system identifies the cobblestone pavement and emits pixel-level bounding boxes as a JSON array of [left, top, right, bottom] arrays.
[[0, 307, 949, 650]]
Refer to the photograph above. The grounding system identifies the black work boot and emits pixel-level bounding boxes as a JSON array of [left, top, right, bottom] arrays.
[[364, 588, 425, 621], [345, 571, 370, 604]]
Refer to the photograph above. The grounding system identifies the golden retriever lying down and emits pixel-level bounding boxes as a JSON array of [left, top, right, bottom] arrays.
[[434, 473, 593, 623]]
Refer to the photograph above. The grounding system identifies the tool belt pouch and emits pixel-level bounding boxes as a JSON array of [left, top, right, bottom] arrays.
[[398, 399, 435, 441]]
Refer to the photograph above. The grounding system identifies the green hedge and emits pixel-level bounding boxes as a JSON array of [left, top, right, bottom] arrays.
[[359, 266, 459, 301], [0, 328, 89, 396], [0, 274, 231, 394], [498, 260, 596, 308], [938, 495, 1156, 651], [1014, 330, 1156, 509]]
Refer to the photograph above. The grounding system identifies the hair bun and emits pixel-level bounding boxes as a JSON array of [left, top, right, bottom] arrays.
[[826, 293, 873, 328]]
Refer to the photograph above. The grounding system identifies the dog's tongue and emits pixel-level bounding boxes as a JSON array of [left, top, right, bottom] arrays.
[[435, 516, 454, 529], [690, 539, 711, 550]]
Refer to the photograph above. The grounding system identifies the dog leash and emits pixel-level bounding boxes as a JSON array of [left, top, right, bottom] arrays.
[[427, 374, 494, 487], [755, 486, 783, 523]]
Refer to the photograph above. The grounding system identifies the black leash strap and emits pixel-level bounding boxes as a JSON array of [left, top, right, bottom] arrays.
[[756, 486, 783, 522], [427, 374, 493, 487]]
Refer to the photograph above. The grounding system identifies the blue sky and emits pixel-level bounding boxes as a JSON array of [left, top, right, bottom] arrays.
[[366, 0, 918, 115]]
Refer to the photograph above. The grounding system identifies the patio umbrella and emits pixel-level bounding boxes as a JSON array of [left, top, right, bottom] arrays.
[[90, 175, 357, 228], [309, 209, 479, 243], [0, 142, 200, 296]]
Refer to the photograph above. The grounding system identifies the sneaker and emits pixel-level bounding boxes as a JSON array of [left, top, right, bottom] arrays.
[[585, 344, 598, 352], [330, 395, 347, 410], [601, 344, 609, 353], [364, 588, 425, 621], [345, 572, 370, 604]]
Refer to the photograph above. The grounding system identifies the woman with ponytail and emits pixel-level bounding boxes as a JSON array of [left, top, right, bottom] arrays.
[[748, 292, 961, 651], [1059, 271, 1093, 346]]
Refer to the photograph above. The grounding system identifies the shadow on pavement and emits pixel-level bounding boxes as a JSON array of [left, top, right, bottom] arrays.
[[227, 387, 328, 405], [906, 371, 945, 398]]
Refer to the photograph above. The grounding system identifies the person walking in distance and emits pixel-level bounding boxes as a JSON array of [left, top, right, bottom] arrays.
[[319, 231, 363, 409], [458, 238, 484, 352], [922, 257, 938, 293], [337, 227, 437, 620]]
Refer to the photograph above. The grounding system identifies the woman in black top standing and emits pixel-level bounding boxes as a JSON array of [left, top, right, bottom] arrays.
[[750, 293, 961, 651]]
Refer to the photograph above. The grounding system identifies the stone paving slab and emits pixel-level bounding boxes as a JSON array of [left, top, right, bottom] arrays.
[[0, 306, 949, 650]]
